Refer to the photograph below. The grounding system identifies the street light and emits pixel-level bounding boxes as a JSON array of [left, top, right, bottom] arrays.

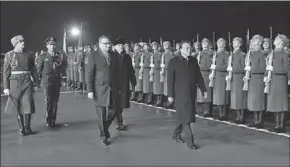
[[71, 27, 80, 36]]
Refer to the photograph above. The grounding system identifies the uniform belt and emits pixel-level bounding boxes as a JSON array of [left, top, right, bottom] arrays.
[[11, 71, 30, 74]]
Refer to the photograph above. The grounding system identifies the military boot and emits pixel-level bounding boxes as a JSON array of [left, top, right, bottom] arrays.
[[24, 114, 33, 135], [17, 115, 26, 136]]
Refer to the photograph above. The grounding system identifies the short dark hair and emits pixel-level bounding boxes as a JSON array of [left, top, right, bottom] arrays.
[[181, 41, 192, 48], [98, 35, 110, 43]]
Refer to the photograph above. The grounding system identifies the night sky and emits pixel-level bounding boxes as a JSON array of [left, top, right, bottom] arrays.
[[1, 1, 290, 52]]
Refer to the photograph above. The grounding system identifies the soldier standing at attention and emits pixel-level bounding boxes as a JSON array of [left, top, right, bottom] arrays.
[[151, 41, 163, 106], [3, 35, 40, 135], [244, 35, 266, 129], [140, 43, 154, 104], [36, 37, 66, 128], [210, 38, 230, 120], [228, 37, 247, 124], [196, 38, 213, 117], [265, 34, 290, 133]]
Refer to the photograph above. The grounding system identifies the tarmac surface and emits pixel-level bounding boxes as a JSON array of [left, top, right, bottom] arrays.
[[1, 91, 289, 166]]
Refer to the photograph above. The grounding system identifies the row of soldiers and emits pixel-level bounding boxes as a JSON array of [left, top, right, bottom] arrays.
[[62, 33, 289, 133]]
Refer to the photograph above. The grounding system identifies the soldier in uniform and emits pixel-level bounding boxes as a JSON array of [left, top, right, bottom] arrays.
[[243, 35, 266, 128], [83, 45, 92, 90], [140, 43, 154, 104], [192, 42, 201, 58], [196, 38, 213, 117], [66, 46, 74, 89], [265, 34, 290, 133], [227, 37, 247, 124], [72, 46, 79, 90], [93, 44, 98, 51], [263, 38, 272, 55], [151, 41, 163, 106], [3, 35, 40, 135], [210, 38, 230, 120], [161, 41, 175, 108], [174, 43, 181, 56], [132, 43, 144, 102], [76, 46, 84, 90], [36, 37, 66, 128]]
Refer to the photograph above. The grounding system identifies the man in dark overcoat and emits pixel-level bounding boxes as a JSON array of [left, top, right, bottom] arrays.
[[3, 35, 40, 136], [113, 37, 136, 130], [87, 35, 120, 146], [167, 41, 207, 150]]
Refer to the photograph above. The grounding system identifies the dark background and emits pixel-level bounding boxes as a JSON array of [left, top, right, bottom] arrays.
[[1, 1, 290, 53]]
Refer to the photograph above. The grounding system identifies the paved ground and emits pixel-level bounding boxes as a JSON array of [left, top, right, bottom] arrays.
[[1, 92, 289, 166]]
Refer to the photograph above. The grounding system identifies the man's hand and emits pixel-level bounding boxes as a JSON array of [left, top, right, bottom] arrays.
[[288, 80, 290, 85], [88, 92, 94, 99], [3, 89, 9, 95], [203, 92, 208, 99], [168, 97, 174, 103]]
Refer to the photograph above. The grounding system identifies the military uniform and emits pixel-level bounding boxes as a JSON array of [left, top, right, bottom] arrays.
[[245, 35, 267, 128], [77, 48, 84, 90], [132, 44, 144, 102], [211, 44, 230, 120], [140, 45, 153, 104], [162, 49, 174, 107], [265, 35, 290, 132], [66, 46, 73, 88], [151, 47, 163, 106], [3, 35, 40, 135], [36, 37, 66, 127], [230, 48, 247, 123], [196, 38, 213, 116]]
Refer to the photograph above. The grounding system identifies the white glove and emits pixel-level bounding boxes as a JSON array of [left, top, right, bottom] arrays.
[[160, 64, 165, 68], [150, 70, 154, 75], [263, 77, 268, 83], [227, 66, 233, 71], [203, 92, 208, 99], [3, 89, 9, 95], [168, 97, 174, 103], [225, 76, 231, 81], [266, 65, 273, 71], [244, 66, 251, 71], [209, 73, 214, 80], [88, 92, 94, 99], [210, 64, 216, 70]]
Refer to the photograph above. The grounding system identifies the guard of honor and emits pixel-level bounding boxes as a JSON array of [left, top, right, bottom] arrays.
[[3, 33, 290, 137]]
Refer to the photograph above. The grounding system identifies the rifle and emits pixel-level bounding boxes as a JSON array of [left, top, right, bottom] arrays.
[[139, 52, 144, 80], [226, 32, 233, 91], [209, 32, 216, 88], [264, 26, 274, 94], [160, 52, 165, 82], [242, 29, 251, 91], [149, 52, 154, 82]]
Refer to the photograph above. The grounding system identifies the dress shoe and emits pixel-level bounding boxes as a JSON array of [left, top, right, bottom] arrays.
[[203, 113, 211, 117], [102, 139, 110, 146], [50, 120, 56, 128], [187, 143, 199, 149], [255, 123, 264, 129], [234, 119, 241, 124], [116, 125, 126, 131], [25, 127, 33, 135], [173, 137, 184, 143], [248, 123, 258, 128]]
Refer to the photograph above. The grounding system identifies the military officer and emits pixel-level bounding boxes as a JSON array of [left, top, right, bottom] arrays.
[[209, 38, 230, 120], [227, 37, 247, 124], [140, 42, 154, 104], [243, 35, 266, 129], [265, 34, 290, 133], [151, 41, 163, 106], [161, 41, 175, 108], [36, 37, 66, 128], [196, 38, 213, 117], [132, 43, 144, 102], [3, 35, 40, 135]]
